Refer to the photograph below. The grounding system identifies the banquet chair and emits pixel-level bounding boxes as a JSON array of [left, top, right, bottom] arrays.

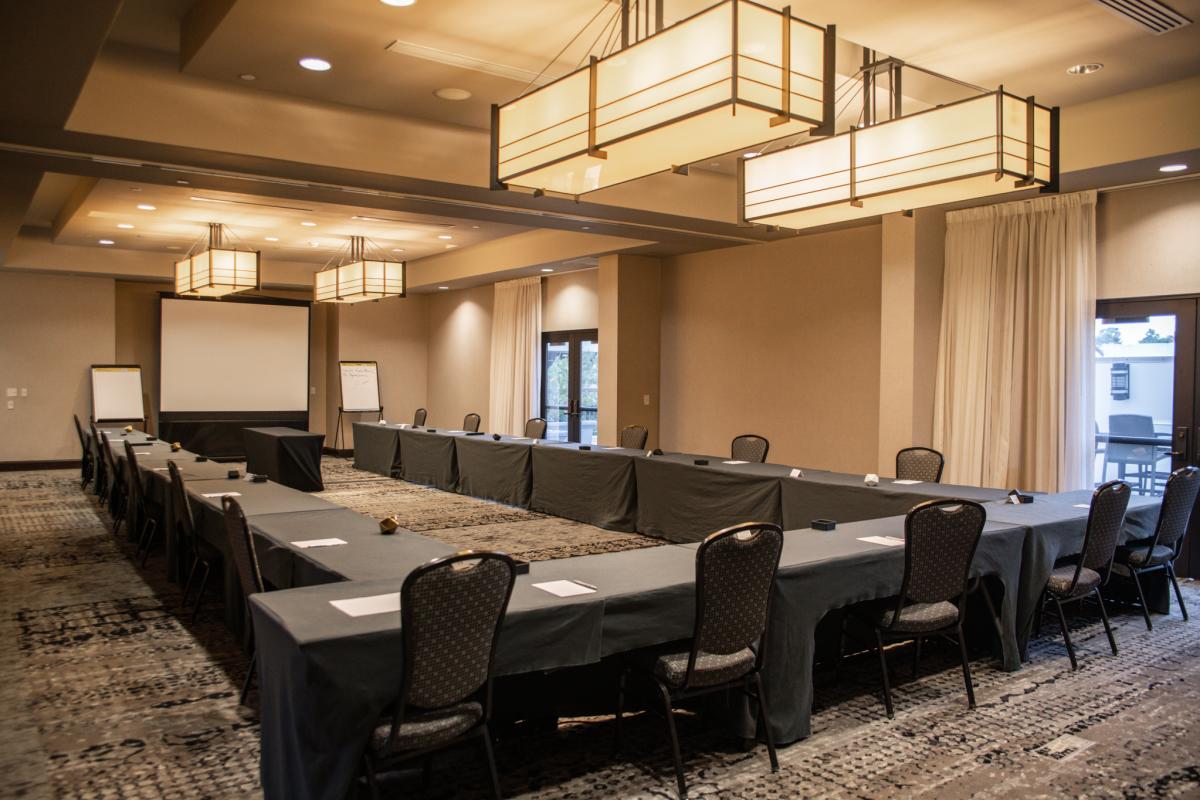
[[73, 415, 93, 489], [1036, 480, 1130, 670], [169, 461, 221, 623], [1105, 414, 1161, 494], [126, 441, 160, 564], [100, 432, 127, 531], [616, 522, 783, 799], [620, 424, 648, 450], [524, 417, 547, 439], [89, 423, 109, 500], [463, 412, 481, 433], [223, 496, 268, 705], [731, 434, 770, 463], [855, 500, 986, 718], [896, 447, 945, 483], [1112, 466, 1200, 630], [413, 407, 428, 427], [361, 551, 517, 800]]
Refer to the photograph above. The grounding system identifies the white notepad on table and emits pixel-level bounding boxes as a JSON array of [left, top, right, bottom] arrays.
[[892, 479, 923, 485], [153, 467, 169, 471], [135, 451, 152, 455], [858, 535, 906, 547], [201, 491, 241, 498], [330, 592, 400, 617], [532, 580, 596, 598], [722, 460, 749, 465], [292, 538, 347, 548], [1073, 504, 1090, 509]]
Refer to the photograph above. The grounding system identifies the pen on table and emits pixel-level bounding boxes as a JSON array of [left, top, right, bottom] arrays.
[[573, 580, 598, 590]]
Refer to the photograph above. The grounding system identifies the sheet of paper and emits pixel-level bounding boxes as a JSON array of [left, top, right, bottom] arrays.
[[292, 538, 347, 548], [153, 467, 169, 471], [1073, 503, 1090, 509], [532, 580, 596, 598], [448, 430, 465, 434], [330, 592, 400, 617], [892, 479, 923, 485], [134, 451, 152, 455], [858, 535, 906, 547], [722, 460, 749, 465], [789, 468, 804, 478], [201, 491, 241, 498]]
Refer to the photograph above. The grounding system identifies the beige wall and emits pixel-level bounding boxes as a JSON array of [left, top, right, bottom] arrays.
[[0, 272, 115, 461], [426, 285, 493, 430], [1097, 178, 1200, 300], [660, 225, 883, 472], [542, 269, 598, 332], [335, 295, 428, 446], [598, 255, 662, 448]]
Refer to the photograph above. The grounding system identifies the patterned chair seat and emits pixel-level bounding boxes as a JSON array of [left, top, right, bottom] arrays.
[[1116, 543, 1174, 568], [371, 701, 483, 754], [879, 600, 959, 633], [1046, 565, 1102, 597], [653, 648, 755, 688]]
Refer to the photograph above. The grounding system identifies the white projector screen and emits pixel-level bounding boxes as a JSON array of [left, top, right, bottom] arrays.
[[160, 297, 309, 412]]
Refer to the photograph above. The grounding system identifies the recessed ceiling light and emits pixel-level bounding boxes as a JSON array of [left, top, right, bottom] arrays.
[[299, 57, 332, 72], [541, 267, 554, 272], [743, 151, 760, 159], [437, 285, 450, 290], [381, 0, 416, 5], [117, 223, 134, 229], [98, 239, 115, 245], [308, 241, 320, 247], [166, 245, 181, 251], [1159, 163, 1188, 173], [710, 161, 721, 167], [437, 234, 453, 239], [176, 179, 190, 185], [392, 248, 406, 253], [471, 225, 480, 229], [445, 244, 458, 249], [434, 87, 472, 101], [239, 73, 256, 81], [136, 204, 156, 211], [581, 226, 591, 230], [265, 236, 280, 242], [1066, 63, 1103, 75], [300, 221, 317, 227]]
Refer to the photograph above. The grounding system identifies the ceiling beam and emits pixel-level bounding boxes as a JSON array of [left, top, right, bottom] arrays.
[[0, 165, 43, 266], [180, 0, 240, 71]]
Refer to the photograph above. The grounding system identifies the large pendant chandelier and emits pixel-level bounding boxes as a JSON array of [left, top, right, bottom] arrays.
[[741, 57, 1059, 231], [175, 223, 260, 297], [313, 236, 406, 304], [492, 0, 834, 196]]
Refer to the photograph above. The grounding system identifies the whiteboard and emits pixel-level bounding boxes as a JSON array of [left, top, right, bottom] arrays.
[[340, 361, 381, 412], [91, 365, 145, 422]]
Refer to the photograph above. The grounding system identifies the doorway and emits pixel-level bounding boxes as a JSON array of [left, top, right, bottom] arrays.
[[542, 329, 599, 444]]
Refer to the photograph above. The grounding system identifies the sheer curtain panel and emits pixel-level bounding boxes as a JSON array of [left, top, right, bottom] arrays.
[[489, 276, 542, 436], [933, 190, 1097, 492]]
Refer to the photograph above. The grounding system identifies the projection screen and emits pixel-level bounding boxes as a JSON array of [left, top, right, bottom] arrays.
[[160, 296, 309, 412]]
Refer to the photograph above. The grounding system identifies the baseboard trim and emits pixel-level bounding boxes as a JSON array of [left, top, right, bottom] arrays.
[[0, 459, 81, 472]]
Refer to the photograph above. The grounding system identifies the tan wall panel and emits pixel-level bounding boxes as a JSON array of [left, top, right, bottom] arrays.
[[427, 285, 493, 430], [0, 272, 115, 462], [542, 269, 598, 332], [660, 225, 883, 472], [1097, 179, 1200, 299]]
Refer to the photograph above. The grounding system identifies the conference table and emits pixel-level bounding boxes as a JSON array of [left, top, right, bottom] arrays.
[[97, 426, 1166, 800]]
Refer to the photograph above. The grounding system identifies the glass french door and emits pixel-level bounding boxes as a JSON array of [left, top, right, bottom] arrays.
[[542, 329, 599, 444], [1095, 297, 1199, 575]]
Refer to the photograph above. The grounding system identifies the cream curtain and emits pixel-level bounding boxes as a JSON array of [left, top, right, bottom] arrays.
[[489, 276, 542, 436], [933, 190, 1097, 492]]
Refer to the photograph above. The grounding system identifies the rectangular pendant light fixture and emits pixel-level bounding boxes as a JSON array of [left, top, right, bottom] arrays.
[[313, 237, 406, 303], [492, 0, 834, 195], [175, 223, 260, 297], [741, 89, 1059, 230]]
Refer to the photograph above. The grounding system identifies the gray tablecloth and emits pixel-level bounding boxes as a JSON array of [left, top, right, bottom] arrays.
[[984, 490, 1161, 658], [352, 423, 402, 476], [396, 427, 464, 490], [530, 443, 642, 531], [244, 427, 325, 491], [779, 470, 1011, 529], [455, 435, 534, 507], [634, 453, 788, 541]]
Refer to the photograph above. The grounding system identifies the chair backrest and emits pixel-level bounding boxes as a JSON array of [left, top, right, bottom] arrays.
[[167, 460, 196, 544], [399, 551, 516, 713], [686, 522, 783, 685], [122, 440, 145, 513], [1107, 414, 1157, 462], [731, 434, 769, 463], [896, 447, 945, 483], [72, 415, 89, 453], [463, 413, 481, 433], [524, 417, 547, 439], [1077, 480, 1132, 584], [413, 408, 428, 426], [222, 496, 265, 596], [91, 424, 108, 490], [1152, 466, 1200, 554], [898, 500, 986, 609], [619, 425, 648, 450]]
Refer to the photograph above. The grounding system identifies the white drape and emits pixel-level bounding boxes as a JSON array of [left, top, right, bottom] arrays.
[[488, 276, 542, 436], [933, 190, 1097, 492]]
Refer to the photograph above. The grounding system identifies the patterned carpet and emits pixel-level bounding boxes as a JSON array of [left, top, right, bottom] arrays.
[[3, 467, 1200, 799]]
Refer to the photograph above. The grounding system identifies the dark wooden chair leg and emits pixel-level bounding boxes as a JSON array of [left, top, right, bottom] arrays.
[[1129, 568, 1153, 630], [1095, 589, 1118, 656], [655, 681, 688, 799], [240, 649, 257, 706], [956, 623, 976, 709], [479, 722, 502, 800], [1053, 597, 1078, 670], [614, 669, 627, 754], [362, 753, 380, 800], [752, 673, 778, 773], [1034, 592, 1046, 637], [874, 628, 894, 719], [1168, 563, 1189, 621], [192, 562, 211, 623]]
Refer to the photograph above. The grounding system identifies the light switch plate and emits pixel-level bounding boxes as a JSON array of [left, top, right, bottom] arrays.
[[4, 388, 15, 398], [642, 394, 650, 406], [20, 387, 27, 397], [6, 400, 13, 410]]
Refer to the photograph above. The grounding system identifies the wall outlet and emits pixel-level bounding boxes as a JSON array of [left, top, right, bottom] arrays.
[[20, 387, 27, 397], [4, 388, 15, 398], [643, 394, 650, 406], [310, 386, 317, 395], [5, 400, 13, 410]]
